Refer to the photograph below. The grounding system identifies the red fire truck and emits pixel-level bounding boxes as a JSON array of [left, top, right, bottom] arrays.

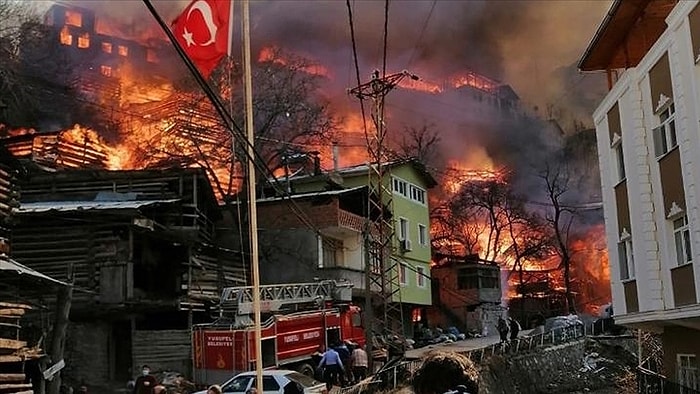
[[192, 280, 366, 385]]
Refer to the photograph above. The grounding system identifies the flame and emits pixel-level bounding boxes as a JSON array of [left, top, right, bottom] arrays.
[[65, 10, 82, 28], [60, 25, 72, 46], [258, 46, 331, 78]]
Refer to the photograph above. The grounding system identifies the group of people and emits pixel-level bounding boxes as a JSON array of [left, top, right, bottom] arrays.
[[496, 316, 521, 343], [316, 341, 368, 390]]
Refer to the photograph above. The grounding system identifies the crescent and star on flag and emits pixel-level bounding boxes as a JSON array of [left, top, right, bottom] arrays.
[[182, 0, 218, 47]]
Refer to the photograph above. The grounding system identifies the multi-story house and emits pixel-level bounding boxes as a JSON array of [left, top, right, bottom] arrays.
[[264, 158, 437, 337], [428, 254, 502, 335], [580, 0, 700, 388]]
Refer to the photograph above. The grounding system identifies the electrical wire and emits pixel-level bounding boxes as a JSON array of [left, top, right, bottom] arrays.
[[382, 0, 389, 79], [406, 0, 437, 70], [346, 0, 371, 147]]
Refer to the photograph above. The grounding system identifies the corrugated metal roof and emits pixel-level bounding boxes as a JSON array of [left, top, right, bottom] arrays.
[[256, 186, 366, 203], [17, 199, 180, 213], [0, 256, 68, 286]]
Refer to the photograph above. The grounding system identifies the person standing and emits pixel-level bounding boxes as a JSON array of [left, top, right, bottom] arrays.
[[132, 365, 158, 394], [496, 317, 509, 344], [350, 344, 368, 383], [509, 318, 521, 341], [317, 343, 344, 390]]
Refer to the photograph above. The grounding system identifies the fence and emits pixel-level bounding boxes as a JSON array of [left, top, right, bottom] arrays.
[[637, 366, 700, 394], [337, 319, 616, 393]]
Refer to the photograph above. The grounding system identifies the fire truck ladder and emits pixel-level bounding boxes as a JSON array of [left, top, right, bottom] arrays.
[[220, 280, 353, 327], [349, 70, 417, 362]]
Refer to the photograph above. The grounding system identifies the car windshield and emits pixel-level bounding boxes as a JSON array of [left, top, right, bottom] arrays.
[[222, 376, 252, 392], [285, 372, 321, 387]]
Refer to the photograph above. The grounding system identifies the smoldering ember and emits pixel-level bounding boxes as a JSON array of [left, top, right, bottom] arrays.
[[2, 0, 698, 393]]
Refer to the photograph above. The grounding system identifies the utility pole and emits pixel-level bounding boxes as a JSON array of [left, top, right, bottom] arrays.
[[349, 70, 418, 367]]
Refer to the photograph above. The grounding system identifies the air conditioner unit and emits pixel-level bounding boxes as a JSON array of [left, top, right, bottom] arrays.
[[401, 239, 412, 252]]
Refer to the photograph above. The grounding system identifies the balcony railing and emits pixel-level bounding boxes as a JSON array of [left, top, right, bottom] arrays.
[[338, 209, 365, 233], [638, 366, 700, 394]]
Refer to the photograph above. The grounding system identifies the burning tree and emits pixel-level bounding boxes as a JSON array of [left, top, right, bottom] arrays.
[[206, 48, 339, 175]]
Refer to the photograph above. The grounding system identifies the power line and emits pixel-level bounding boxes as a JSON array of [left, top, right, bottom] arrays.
[[382, 0, 389, 78], [406, 0, 437, 69], [345, 0, 371, 147]]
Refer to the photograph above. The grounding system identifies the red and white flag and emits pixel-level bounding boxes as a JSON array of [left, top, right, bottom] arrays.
[[172, 0, 232, 78]]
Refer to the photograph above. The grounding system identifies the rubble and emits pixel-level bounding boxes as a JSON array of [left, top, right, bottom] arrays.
[[480, 337, 638, 393]]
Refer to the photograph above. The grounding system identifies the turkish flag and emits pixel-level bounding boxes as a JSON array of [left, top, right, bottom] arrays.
[[172, 0, 232, 78]]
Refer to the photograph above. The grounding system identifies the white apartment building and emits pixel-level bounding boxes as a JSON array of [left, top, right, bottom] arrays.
[[580, 0, 700, 388]]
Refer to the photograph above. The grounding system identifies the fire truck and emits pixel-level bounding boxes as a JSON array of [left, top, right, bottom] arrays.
[[192, 280, 366, 385]]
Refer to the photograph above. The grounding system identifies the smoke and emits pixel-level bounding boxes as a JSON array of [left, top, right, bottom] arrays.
[[51, 0, 610, 197]]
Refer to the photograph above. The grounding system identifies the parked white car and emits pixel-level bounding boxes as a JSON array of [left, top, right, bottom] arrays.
[[195, 370, 327, 394]]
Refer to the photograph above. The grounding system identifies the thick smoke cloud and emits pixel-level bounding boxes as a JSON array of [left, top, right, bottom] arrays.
[[56, 0, 610, 200], [62, 0, 610, 112]]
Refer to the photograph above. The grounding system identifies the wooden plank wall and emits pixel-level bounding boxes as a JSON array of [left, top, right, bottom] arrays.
[[132, 330, 191, 374], [12, 219, 126, 305]]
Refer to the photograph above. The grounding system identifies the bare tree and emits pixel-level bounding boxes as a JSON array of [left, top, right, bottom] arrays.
[[0, 0, 41, 125], [540, 158, 577, 314], [395, 123, 442, 168], [209, 48, 339, 172]]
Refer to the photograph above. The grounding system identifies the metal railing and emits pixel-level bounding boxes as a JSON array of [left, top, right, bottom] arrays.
[[638, 366, 700, 394]]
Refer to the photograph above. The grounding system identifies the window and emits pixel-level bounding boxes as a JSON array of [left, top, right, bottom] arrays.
[[653, 103, 677, 158], [65, 10, 82, 27], [458, 268, 478, 289], [321, 238, 343, 268], [100, 65, 112, 77], [222, 376, 252, 392], [409, 185, 427, 204], [399, 264, 407, 285], [678, 354, 699, 392], [398, 218, 408, 241], [393, 177, 427, 204], [614, 143, 625, 181], [77, 32, 89, 48], [250, 377, 280, 391], [618, 238, 634, 280], [118, 45, 128, 57], [418, 224, 428, 246], [674, 215, 693, 266], [393, 177, 407, 197], [102, 42, 112, 53], [416, 266, 426, 288], [59, 26, 72, 46]]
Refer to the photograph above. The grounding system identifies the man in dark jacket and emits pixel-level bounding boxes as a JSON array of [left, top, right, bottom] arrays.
[[133, 365, 158, 394]]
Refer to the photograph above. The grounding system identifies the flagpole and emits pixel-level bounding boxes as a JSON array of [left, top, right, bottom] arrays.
[[241, 0, 264, 392], [141, 0, 262, 387]]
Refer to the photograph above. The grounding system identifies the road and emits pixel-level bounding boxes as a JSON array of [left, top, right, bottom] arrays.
[[404, 329, 535, 359]]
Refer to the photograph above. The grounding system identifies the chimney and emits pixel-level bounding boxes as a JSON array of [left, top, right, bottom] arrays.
[[313, 154, 321, 176], [332, 143, 339, 171]]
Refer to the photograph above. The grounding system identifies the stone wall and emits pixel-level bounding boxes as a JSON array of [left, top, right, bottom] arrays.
[[480, 337, 637, 394]]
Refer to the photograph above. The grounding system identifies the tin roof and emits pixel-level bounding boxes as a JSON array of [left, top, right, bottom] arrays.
[[0, 256, 68, 286], [17, 199, 179, 213]]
